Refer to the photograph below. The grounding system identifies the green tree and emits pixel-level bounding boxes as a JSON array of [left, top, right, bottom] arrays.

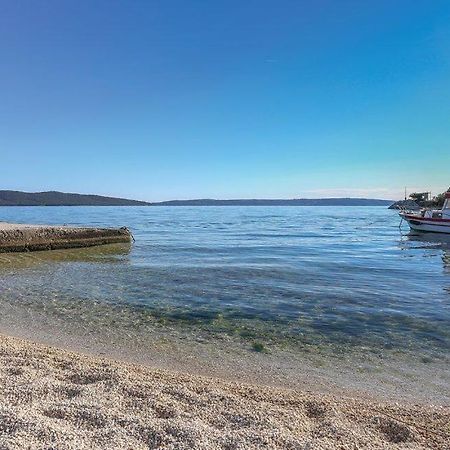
[[432, 190, 448, 208]]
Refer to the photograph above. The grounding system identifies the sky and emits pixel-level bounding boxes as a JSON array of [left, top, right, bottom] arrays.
[[0, 1, 449, 201]]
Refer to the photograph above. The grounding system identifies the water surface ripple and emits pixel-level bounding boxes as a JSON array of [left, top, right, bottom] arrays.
[[0, 206, 449, 359]]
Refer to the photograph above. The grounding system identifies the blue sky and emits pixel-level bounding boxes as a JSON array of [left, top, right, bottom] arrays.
[[1, 1, 449, 201]]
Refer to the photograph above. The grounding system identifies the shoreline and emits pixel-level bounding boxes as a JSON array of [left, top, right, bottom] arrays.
[[1, 298, 449, 408], [1, 333, 449, 449], [0, 292, 450, 406]]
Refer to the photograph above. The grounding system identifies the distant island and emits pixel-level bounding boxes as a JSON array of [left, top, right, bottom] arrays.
[[0, 190, 151, 206], [152, 198, 393, 206], [0, 190, 393, 207]]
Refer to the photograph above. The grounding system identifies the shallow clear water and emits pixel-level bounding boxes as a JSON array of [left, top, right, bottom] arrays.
[[0, 206, 449, 359]]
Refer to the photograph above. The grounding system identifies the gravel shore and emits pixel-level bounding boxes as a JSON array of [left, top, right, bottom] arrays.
[[0, 334, 448, 449]]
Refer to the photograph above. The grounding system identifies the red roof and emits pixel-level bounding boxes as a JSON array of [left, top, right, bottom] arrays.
[[446, 192, 450, 199]]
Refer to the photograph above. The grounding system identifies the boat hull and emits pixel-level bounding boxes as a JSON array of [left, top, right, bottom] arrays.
[[402, 215, 450, 234]]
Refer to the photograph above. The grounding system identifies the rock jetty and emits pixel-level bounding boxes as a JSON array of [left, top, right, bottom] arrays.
[[388, 200, 421, 210], [0, 222, 132, 253]]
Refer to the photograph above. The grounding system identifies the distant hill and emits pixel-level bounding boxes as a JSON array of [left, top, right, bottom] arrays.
[[0, 191, 151, 206], [0, 191, 394, 207], [151, 198, 393, 206]]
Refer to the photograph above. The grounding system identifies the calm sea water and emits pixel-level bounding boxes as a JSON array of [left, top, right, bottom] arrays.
[[0, 206, 449, 359]]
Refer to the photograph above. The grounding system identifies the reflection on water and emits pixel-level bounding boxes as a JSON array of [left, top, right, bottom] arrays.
[[444, 252, 450, 271], [0, 243, 132, 270], [403, 230, 450, 247], [401, 231, 450, 272], [0, 206, 449, 361]]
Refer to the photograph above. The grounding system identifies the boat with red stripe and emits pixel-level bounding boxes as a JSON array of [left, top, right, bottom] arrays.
[[400, 192, 450, 234]]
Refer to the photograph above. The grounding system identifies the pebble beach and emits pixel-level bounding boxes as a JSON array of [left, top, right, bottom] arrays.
[[1, 333, 449, 449]]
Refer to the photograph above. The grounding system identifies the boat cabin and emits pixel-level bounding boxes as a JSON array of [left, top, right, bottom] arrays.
[[443, 192, 450, 218]]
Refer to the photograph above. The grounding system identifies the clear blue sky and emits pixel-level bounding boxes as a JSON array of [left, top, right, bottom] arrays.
[[1, 1, 449, 201]]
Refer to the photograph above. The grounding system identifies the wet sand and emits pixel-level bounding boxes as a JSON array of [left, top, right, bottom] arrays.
[[0, 333, 449, 449], [1, 294, 449, 408]]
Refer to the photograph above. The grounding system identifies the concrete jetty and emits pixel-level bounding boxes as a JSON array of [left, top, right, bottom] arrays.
[[0, 222, 132, 253]]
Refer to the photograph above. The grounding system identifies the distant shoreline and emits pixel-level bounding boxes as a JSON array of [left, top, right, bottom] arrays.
[[0, 190, 394, 207], [150, 198, 393, 207]]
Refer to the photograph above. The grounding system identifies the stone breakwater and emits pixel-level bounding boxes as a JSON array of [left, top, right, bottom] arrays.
[[0, 222, 132, 252]]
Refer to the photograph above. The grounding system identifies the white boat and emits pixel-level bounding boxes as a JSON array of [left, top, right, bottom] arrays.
[[400, 192, 450, 234]]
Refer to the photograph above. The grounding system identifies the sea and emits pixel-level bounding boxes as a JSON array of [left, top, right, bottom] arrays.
[[0, 206, 449, 399]]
